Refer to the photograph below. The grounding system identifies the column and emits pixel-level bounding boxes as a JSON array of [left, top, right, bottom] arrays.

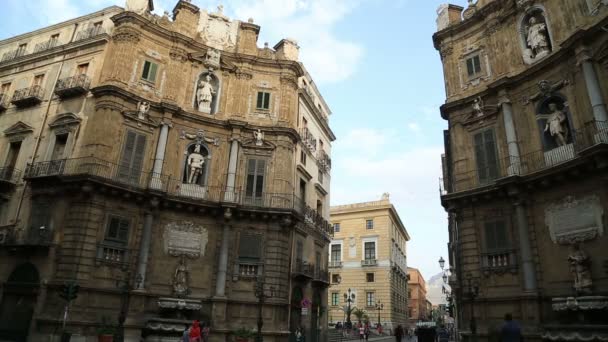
[[514, 201, 537, 292], [579, 47, 608, 123], [136, 210, 154, 289], [499, 90, 521, 176], [149, 122, 170, 189], [215, 212, 232, 297], [223, 138, 239, 202]]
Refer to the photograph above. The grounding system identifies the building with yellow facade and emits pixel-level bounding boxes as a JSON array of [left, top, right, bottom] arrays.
[[328, 195, 410, 331]]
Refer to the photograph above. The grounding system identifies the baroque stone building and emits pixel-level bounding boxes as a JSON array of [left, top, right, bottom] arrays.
[[0, 1, 335, 341], [436, 0, 608, 341], [328, 195, 409, 331]]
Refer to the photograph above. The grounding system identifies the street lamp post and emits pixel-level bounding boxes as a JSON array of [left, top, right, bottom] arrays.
[[343, 288, 355, 327], [465, 274, 479, 342], [115, 273, 142, 342], [374, 302, 383, 326], [254, 278, 275, 342]]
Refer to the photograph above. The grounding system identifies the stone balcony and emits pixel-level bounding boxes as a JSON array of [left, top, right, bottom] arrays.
[[361, 258, 378, 267], [292, 259, 314, 281], [328, 260, 343, 268], [54, 74, 91, 98], [11, 85, 44, 107], [1, 48, 28, 63], [0, 166, 21, 190]]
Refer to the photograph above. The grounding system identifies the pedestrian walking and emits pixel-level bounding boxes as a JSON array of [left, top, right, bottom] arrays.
[[202, 322, 210, 342], [189, 320, 202, 342], [359, 324, 365, 341], [364, 324, 370, 341], [296, 327, 305, 342], [395, 324, 404, 342], [500, 314, 523, 342], [182, 326, 190, 342]]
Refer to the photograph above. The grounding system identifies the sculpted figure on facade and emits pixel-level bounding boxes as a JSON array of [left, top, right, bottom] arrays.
[[472, 96, 484, 117], [137, 101, 150, 120], [544, 103, 569, 147], [254, 129, 264, 146], [196, 75, 216, 113], [173, 256, 190, 297], [526, 16, 551, 59], [187, 144, 205, 184], [568, 244, 593, 294]]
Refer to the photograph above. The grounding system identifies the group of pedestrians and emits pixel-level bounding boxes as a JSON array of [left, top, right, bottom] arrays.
[[182, 320, 210, 342]]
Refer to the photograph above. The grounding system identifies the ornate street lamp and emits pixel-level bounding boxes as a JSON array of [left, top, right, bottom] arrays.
[[115, 273, 142, 342], [438, 256, 445, 270], [465, 273, 479, 340], [254, 278, 275, 342], [374, 301, 384, 325], [343, 288, 355, 327]]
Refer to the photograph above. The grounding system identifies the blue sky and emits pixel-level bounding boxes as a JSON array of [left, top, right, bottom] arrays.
[[1, 0, 461, 284]]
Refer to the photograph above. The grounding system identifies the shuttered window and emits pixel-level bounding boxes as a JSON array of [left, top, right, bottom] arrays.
[[484, 221, 509, 251], [118, 130, 147, 184], [141, 60, 158, 83], [256, 91, 271, 110], [105, 216, 130, 244], [466, 55, 482, 77], [474, 129, 499, 184], [245, 159, 266, 198], [239, 232, 262, 262]]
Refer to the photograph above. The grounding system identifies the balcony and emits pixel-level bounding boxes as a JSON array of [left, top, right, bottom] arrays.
[[303, 205, 333, 238], [11, 85, 44, 107], [292, 259, 314, 280], [317, 149, 332, 172], [481, 249, 517, 275], [300, 127, 317, 153], [238, 263, 260, 278], [0, 225, 53, 253], [1, 48, 28, 63], [361, 258, 377, 267], [75, 26, 106, 41], [34, 39, 59, 53], [0, 93, 9, 111], [96, 242, 129, 267], [442, 120, 608, 195], [328, 260, 343, 268], [54, 74, 91, 98], [313, 268, 330, 286], [0, 167, 21, 189]]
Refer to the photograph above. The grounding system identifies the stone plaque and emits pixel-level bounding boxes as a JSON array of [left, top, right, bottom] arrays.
[[545, 195, 604, 245], [163, 221, 209, 258]]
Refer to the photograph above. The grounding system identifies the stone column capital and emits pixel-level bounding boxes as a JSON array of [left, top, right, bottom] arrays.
[[575, 45, 594, 66]]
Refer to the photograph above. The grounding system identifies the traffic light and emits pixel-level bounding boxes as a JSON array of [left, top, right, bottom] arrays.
[[59, 281, 80, 302]]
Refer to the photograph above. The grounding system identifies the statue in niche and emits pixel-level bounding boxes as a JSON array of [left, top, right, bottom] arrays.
[[254, 129, 264, 146], [544, 103, 569, 147], [525, 16, 551, 59], [472, 96, 484, 117], [187, 144, 205, 184], [568, 244, 592, 295], [137, 101, 150, 120], [173, 256, 190, 297], [196, 74, 217, 114]]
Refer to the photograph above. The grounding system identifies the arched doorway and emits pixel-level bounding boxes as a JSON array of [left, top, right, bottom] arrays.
[[0, 263, 40, 341]]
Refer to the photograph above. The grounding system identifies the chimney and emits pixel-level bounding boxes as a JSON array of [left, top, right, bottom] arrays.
[[274, 39, 300, 61], [436, 3, 464, 31]]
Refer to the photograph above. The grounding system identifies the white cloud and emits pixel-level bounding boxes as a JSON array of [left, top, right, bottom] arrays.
[[336, 128, 392, 155], [408, 122, 421, 132]]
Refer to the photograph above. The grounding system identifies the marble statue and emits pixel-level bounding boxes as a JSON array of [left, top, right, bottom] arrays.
[[173, 256, 189, 297], [254, 129, 264, 146], [544, 103, 569, 147], [137, 101, 150, 120], [187, 144, 205, 184], [472, 96, 484, 117], [568, 244, 592, 294], [196, 75, 215, 112], [526, 17, 550, 59]]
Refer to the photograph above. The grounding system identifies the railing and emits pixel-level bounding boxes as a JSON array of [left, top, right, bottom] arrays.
[[0, 93, 9, 110], [234, 191, 300, 211], [303, 205, 333, 237], [328, 260, 343, 268], [238, 263, 259, 277], [34, 39, 59, 53], [25, 157, 170, 192], [481, 249, 516, 270], [25, 226, 54, 246], [75, 26, 106, 41], [167, 181, 223, 202], [0, 166, 21, 184], [317, 149, 332, 172], [11, 85, 44, 105], [300, 127, 317, 153], [54, 74, 91, 96], [574, 120, 608, 150], [314, 268, 329, 283], [1, 48, 28, 62], [361, 259, 377, 266], [293, 259, 314, 277], [96, 242, 129, 264]]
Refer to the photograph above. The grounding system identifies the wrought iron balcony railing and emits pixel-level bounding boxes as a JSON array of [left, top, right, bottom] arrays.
[[303, 205, 333, 237], [75, 26, 106, 41], [54, 74, 91, 98], [1, 48, 28, 63], [34, 39, 60, 53], [300, 127, 317, 153], [293, 259, 314, 278], [0, 166, 21, 185], [11, 85, 44, 107], [0, 93, 9, 111], [317, 149, 332, 172], [313, 268, 329, 283]]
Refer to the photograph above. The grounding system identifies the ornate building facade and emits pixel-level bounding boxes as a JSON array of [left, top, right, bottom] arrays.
[[0, 1, 334, 341], [436, 0, 608, 341], [328, 196, 409, 331]]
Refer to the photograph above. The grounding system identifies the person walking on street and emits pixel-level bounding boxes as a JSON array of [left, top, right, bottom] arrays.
[[364, 324, 370, 341], [500, 314, 523, 342], [201, 322, 210, 342], [182, 326, 191, 342], [359, 324, 365, 341], [189, 320, 202, 342], [395, 324, 404, 342]]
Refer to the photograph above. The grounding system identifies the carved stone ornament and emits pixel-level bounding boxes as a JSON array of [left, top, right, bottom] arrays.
[[551, 296, 608, 311], [198, 5, 238, 51], [204, 48, 221, 68], [3, 121, 34, 137], [112, 27, 141, 44], [172, 256, 190, 297], [523, 79, 569, 105], [122, 104, 159, 130], [163, 221, 209, 258], [48, 113, 81, 130], [517, 0, 535, 9], [568, 244, 593, 295], [180, 129, 220, 146], [157, 297, 202, 311], [545, 195, 604, 245]]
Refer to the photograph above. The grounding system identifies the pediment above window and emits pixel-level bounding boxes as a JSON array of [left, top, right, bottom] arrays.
[[4, 121, 34, 136], [48, 112, 81, 129]]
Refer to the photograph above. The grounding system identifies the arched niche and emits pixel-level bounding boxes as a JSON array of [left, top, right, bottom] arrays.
[[181, 142, 211, 187], [518, 6, 554, 64], [535, 95, 574, 151], [193, 71, 221, 115]]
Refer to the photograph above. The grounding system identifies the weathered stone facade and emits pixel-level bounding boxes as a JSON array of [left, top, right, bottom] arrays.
[[436, 1, 608, 341], [0, 1, 335, 341]]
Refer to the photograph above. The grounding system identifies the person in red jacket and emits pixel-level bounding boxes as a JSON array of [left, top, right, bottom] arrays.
[[189, 320, 202, 342]]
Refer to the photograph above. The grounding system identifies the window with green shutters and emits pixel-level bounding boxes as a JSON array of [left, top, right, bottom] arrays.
[[105, 216, 130, 244], [118, 130, 147, 185], [256, 91, 271, 110], [141, 60, 158, 83], [484, 221, 509, 251], [474, 129, 499, 184], [245, 158, 266, 199]]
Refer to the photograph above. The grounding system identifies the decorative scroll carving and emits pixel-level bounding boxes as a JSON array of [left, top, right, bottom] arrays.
[[163, 221, 209, 258]]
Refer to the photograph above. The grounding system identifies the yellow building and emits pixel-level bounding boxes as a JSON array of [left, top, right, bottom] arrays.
[[328, 195, 410, 331]]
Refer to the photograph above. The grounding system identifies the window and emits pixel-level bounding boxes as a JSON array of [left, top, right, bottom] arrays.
[[105, 216, 130, 244], [245, 159, 266, 198], [256, 91, 271, 110], [331, 274, 340, 284], [466, 55, 482, 77], [1, 82, 10, 94], [238, 232, 262, 262], [318, 169, 323, 184], [315, 251, 321, 271], [331, 293, 339, 306], [408, 289, 412, 298], [366, 273, 375, 282], [484, 221, 509, 251], [49, 34, 60, 47], [366, 219, 374, 230], [117, 130, 147, 184], [366, 292, 375, 307], [333, 223, 340, 233], [77, 63, 89, 75], [51, 134, 68, 160], [296, 240, 304, 261], [316, 199, 323, 214], [474, 129, 499, 184], [331, 244, 341, 262], [33, 74, 45, 86], [300, 148, 307, 165], [93, 21, 103, 32], [364, 242, 375, 260], [299, 179, 307, 201], [141, 60, 158, 83], [5, 141, 21, 170], [16, 43, 27, 56]]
